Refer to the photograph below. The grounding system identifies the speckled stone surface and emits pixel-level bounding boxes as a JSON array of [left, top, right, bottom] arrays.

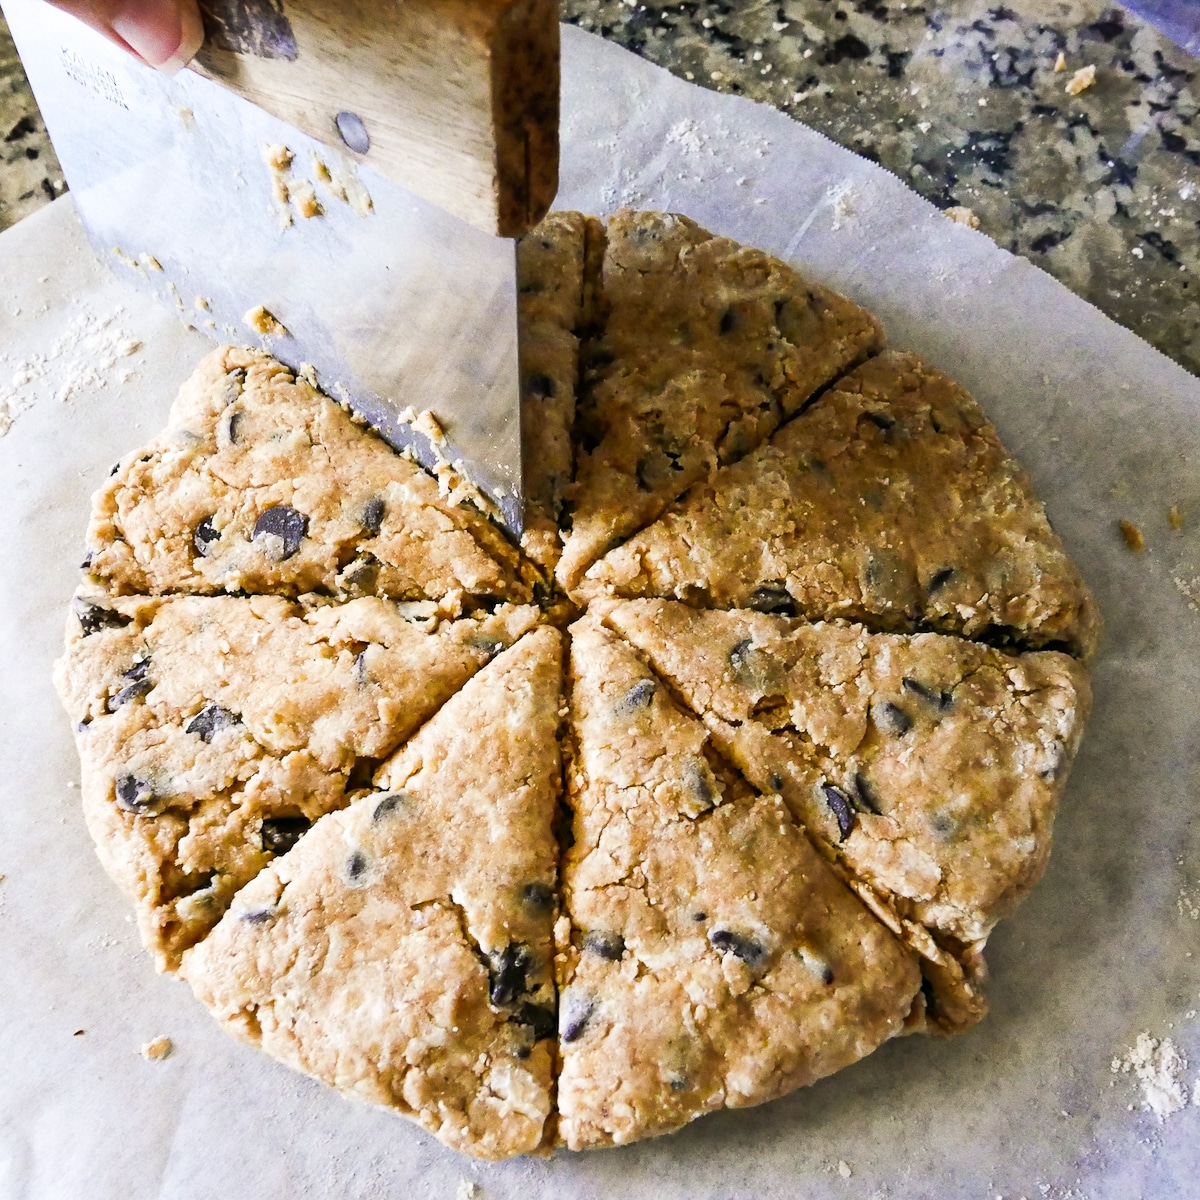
[[2, 2, 1197, 374]]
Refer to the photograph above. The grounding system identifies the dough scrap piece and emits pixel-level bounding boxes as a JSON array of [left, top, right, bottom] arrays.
[[582, 350, 1101, 659], [181, 626, 565, 1160], [516, 212, 606, 573], [602, 599, 1091, 1030], [555, 210, 883, 590], [557, 618, 921, 1149], [53, 586, 538, 969], [85, 345, 530, 604]]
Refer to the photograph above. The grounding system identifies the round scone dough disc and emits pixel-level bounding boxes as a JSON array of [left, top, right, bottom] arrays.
[[53, 209, 1098, 1161]]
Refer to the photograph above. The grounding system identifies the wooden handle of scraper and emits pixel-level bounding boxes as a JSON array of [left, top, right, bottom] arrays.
[[190, 0, 559, 238]]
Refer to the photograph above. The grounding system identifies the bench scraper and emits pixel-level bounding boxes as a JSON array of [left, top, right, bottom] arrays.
[[1, 0, 561, 535]]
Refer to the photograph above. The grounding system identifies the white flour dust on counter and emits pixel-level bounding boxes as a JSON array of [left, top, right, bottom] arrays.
[[0, 305, 142, 436], [1111, 1031, 1197, 1120]]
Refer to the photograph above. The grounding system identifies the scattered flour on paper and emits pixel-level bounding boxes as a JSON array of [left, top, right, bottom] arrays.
[[1111, 1032, 1195, 1120], [0, 306, 141, 436], [455, 1181, 481, 1200]]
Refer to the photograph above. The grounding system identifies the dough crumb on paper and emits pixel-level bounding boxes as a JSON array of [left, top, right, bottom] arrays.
[[1118, 519, 1144, 552], [945, 206, 980, 229], [1112, 1033, 1190, 1119], [1169, 505, 1184, 530], [140, 1036, 173, 1061]]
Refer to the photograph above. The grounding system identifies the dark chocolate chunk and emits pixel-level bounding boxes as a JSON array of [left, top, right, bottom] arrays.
[[193, 516, 221, 558], [768, 772, 785, 791], [719, 308, 738, 334], [185, 703, 240, 744], [80, 550, 94, 570], [522, 881, 554, 913], [708, 927, 769, 971], [926, 566, 956, 594], [515, 1002, 556, 1042], [488, 944, 532, 1007], [73, 598, 132, 637], [863, 409, 896, 432], [692, 911, 707, 922], [852, 772, 881, 815], [669, 1074, 689, 1092], [261, 815, 311, 855], [241, 908, 275, 925], [821, 782, 856, 840], [729, 638, 755, 677], [252, 505, 308, 561], [352, 650, 369, 685], [930, 811, 956, 837], [360, 495, 385, 536], [371, 792, 407, 822], [560, 992, 595, 1043], [221, 406, 244, 445], [345, 849, 368, 882], [747, 584, 799, 617], [115, 774, 157, 813], [107, 677, 152, 711], [123, 658, 151, 681], [471, 636, 504, 661], [617, 678, 656, 715], [682, 756, 718, 813], [582, 930, 625, 961], [526, 372, 555, 399], [873, 700, 912, 737], [902, 677, 953, 711]]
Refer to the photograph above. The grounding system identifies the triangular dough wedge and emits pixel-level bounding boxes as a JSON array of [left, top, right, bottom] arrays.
[[603, 599, 1092, 1031], [582, 351, 1100, 659], [85, 346, 532, 603], [555, 211, 883, 590], [53, 586, 538, 969], [557, 618, 920, 1149], [182, 627, 565, 1160], [516, 211, 605, 573]]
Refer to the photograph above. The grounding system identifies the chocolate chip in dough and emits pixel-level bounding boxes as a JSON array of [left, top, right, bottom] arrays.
[[560, 991, 595, 1043], [185, 704, 240, 743], [515, 1002, 556, 1041], [708, 928, 770, 971], [345, 849, 368, 883], [582, 930, 625, 961], [747, 584, 799, 617], [616, 678, 656, 715], [901, 677, 953, 711], [873, 700, 912, 737], [522, 882, 555, 913], [360, 495, 385, 536], [115, 774, 158, 814], [489, 944, 532, 1007], [261, 815, 311, 855], [821, 782, 856, 840], [371, 792, 408, 823], [193, 516, 221, 558], [107, 678, 152, 711], [253, 505, 308, 561], [73, 598, 132, 637]]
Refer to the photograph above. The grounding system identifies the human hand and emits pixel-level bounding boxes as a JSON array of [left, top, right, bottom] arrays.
[[46, 0, 204, 75]]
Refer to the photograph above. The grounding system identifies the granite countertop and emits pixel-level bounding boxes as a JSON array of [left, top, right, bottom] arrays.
[[2, 1, 1197, 376]]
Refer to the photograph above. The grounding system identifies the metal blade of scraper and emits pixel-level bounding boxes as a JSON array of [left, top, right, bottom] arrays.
[[1, 0, 524, 534]]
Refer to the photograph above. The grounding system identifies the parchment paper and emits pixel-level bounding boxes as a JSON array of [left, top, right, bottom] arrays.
[[2, 25, 1199, 1200]]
